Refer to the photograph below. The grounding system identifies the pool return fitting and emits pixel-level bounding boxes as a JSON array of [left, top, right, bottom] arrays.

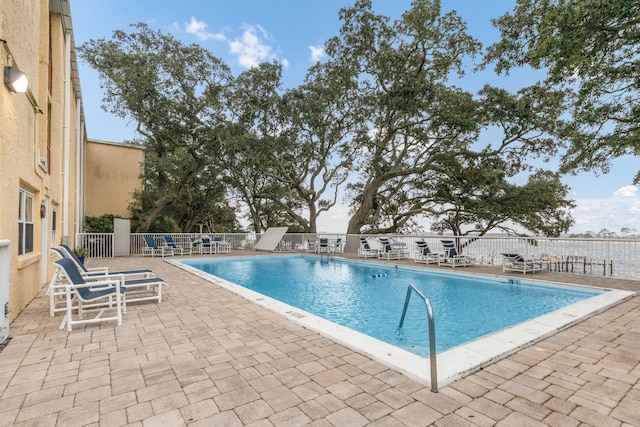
[[398, 283, 438, 392]]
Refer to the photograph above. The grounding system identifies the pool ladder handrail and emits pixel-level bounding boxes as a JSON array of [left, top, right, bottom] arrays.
[[398, 283, 438, 392]]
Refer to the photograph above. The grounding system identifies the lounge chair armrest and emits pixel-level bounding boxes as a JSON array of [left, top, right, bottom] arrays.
[[82, 274, 125, 287], [84, 266, 109, 273], [70, 277, 121, 289]]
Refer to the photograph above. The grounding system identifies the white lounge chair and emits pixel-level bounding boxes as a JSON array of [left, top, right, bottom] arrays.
[[53, 258, 126, 331], [317, 238, 330, 253], [358, 237, 378, 258], [332, 238, 343, 253], [414, 241, 440, 264], [439, 240, 476, 267], [142, 236, 174, 257], [502, 253, 544, 274], [306, 238, 318, 253], [49, 246, 155, 317], [378, 238, 409, 260], [163, 236, 192, 255], [56, 245, 154, 279], [212, 236, 231, 254]]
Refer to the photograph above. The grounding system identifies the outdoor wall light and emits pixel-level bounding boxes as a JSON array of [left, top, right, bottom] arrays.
[[4, 66, 28, 93]]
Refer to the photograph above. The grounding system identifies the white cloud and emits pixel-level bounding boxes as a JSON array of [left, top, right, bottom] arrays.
[[281, 58, 290, 69], [316, 204, 351, 233], [184, 17, 226, 41], [229, 24, 279, 68], [309, 45, 325, 62], [613, 185, 638, 197], [570, 186, 640, 234]]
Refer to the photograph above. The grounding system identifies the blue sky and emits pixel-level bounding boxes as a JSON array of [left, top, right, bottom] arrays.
[[70, 0, 639, 235]]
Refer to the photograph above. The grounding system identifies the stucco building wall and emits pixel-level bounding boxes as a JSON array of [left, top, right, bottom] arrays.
[[86, 139, 144, 218], [1, 0, 86, 321]]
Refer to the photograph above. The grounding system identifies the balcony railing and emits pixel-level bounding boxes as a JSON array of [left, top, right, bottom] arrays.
[[75, 232, 640, 280]]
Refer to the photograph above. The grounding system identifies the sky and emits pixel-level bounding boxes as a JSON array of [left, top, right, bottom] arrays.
[[69, 0, 640, 236]]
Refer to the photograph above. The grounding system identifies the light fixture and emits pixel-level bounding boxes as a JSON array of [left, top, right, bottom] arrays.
[[4, 66, 28, 93]]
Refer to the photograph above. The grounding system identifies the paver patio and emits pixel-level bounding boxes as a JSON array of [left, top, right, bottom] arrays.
[[1, 253, 638, 426]]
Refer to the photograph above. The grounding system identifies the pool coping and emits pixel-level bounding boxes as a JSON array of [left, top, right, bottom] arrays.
[[169, 256, 636, 388]]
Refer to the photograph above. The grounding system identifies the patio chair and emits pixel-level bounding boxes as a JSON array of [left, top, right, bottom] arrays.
[[378, 237, 409, 260], [142, 236, 174, 257], [439, 240, 476, 268], [50, 246, 155, 317], [414, 241, 440, 265], [199, 237, 217, 254], [317, 238, 330, 253], [163, 236, 192, 256], [501, 253, 544, 275], [213, 236, 231, 254], [53, 258, 126, 331], [358, 237, 378, 258], [50, 254, 167, 317], [332, 238, 343, 253], [56, 245, 154, 279], [306, 238, 318, 253]]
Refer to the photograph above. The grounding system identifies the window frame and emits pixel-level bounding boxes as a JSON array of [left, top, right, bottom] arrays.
[[18, 188, 35, 255]]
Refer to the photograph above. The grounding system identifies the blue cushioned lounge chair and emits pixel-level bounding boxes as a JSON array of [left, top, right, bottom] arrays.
[[57, 245, 154, 279], [213, 236, 231, 254], [439, 240, 476, 267], [378, 237, 409, 260], [414, 241, 440, 264], [317, 238, 330, 253], [163, 236, 192, 255], [358, 237, 378, 258], [501, 253, 544, 274], [53, 258, 126, 331], [49, 250, 167, 318], [333, 238, 343, 253], [305, 238, 318, 253], [143, 236, 174, 257]]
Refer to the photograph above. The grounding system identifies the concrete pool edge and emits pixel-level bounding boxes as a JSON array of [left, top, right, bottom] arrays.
[[169, 258, 636, 389]]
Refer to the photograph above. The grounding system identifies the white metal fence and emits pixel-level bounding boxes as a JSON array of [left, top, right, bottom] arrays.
[[75, 232, 640, 280], [0, 240, 10, 344]]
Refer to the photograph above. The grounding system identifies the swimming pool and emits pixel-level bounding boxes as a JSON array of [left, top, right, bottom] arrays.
[[175, 255, 634, 386]]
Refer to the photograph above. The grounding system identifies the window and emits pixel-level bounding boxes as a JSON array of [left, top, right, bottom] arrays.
[[51, 207, 57, 246], [18, 189, 34, 255]]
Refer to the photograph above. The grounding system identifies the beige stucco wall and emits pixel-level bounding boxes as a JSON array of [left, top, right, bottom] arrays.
[[0, 0, 86, 322], [86, 140, 144, 218]]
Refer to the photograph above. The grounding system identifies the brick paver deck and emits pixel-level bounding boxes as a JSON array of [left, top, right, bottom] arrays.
[[1, 253, 638, 426]]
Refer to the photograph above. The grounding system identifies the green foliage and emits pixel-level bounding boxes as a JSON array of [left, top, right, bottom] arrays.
[[78, 23, 234, 232], [326, 0, 484, 234], [73, 247, 88, 257], [427, 154, 575, 237], [486, 0, 640, 182], [78, 1, 598, 237], [84, 214, 115, 233]]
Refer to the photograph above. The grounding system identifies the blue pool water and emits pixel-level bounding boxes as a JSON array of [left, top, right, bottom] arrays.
[[182, 256, 602, 357]]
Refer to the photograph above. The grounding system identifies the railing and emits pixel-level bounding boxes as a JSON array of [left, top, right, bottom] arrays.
[[74, 232, 640, 280], [75, 233, 114, 258], [399, 283, 438, 393], [0, 240, 10, 344], [130, 233, 258, 255], [352, 234, 640, 279]]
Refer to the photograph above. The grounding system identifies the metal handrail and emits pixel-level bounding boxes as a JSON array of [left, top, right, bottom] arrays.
[[398, 283, 438, 392]]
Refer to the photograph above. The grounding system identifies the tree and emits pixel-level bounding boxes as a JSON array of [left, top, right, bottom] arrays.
[[323, 0, 483, 233], [223, 63, 307, 232], [486, 0, 640, 183], [226, 60, 357, 233], [427, 156, 575, 237], [421, 83, 576, 238], [261, 63, 357, 233], [78, 24, 234, 232]]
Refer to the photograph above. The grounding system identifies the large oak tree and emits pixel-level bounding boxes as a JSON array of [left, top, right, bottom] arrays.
[[486, 0, 640, 182]]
